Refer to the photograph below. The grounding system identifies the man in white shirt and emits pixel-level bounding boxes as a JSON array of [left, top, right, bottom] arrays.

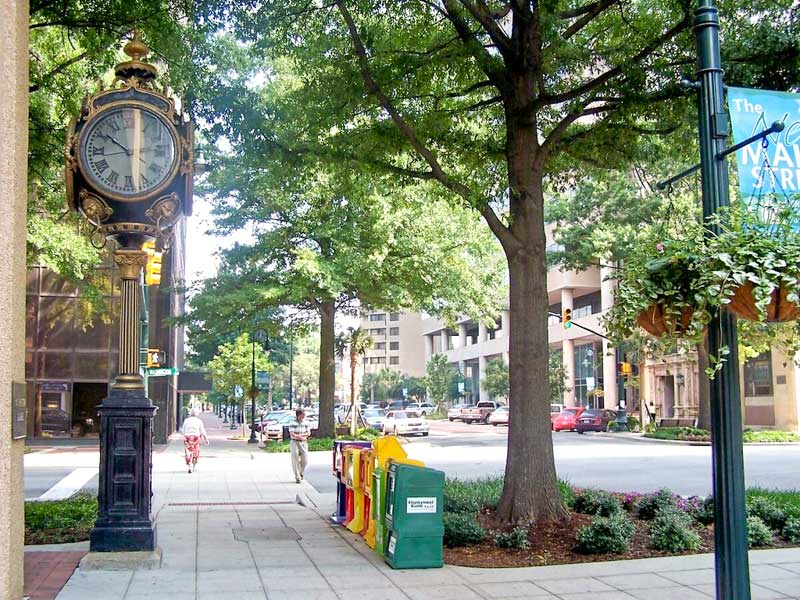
[[181, 408, 209, 473], [288, 409, 310, 483]]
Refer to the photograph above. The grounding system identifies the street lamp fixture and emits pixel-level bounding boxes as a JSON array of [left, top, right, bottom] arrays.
[[250, 329, 269, 444]]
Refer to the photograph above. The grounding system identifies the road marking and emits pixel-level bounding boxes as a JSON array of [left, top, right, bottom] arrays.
[[36, 467, 97, 501]]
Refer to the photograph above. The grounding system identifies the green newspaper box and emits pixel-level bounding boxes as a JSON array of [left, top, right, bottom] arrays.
[[372, 466, 388, 555], [384, 462, 445, 569]]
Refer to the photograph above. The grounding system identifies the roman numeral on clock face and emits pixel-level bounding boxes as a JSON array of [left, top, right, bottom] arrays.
[[95, 159, 109, 172], [107, 171, 119, 185], [92, 146, 105, 156], [124, 176, 134, 189]]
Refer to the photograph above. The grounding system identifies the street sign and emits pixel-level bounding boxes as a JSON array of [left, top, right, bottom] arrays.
[[457, 382, 465, 393], [586, 376, 595, 391], [256, 371, 270, 388], [234, 385, 244, 398], [402, 387, 408, 398], [146, 367, 178, 377]]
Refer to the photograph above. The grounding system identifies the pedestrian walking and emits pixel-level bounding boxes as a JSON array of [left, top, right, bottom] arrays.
[[289, 408, 310, 483], [181, 408, 209, 473]]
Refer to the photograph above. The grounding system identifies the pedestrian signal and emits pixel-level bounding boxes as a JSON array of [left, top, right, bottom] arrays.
[[142, 241, 163, 286], [147, 349, 166, 367], [562, 308, 572, 329], [618, 361, 633, 376]]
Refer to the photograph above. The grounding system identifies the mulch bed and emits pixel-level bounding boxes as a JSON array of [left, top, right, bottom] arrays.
[[445, 511, 796, 568]]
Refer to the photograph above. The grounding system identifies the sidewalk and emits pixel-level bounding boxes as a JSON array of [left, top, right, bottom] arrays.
[[47, 412, 800, 600]]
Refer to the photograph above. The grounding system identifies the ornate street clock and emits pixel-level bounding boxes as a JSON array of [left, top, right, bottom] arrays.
[[65, 32, 194, 555], [66, 32, 193, 249]]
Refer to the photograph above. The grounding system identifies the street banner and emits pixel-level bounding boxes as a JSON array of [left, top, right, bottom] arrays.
[[727, 87, 800, 203], [256, 370, 270, 388]]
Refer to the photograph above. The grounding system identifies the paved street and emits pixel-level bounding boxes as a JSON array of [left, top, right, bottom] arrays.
[[27, 419, 800, 501], [304, 419, 800, 496], [33, 412, 800, 600]]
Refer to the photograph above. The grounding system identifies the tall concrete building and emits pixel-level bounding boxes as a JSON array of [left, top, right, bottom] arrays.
[[360, 310, 427, 377]]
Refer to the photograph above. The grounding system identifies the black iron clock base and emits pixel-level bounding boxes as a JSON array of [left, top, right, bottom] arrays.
[[90, 388, 158, 552]]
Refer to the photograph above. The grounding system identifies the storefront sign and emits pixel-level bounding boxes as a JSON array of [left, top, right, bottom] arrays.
[[41, 382, 69, 392], [727, 87, 800, 203]]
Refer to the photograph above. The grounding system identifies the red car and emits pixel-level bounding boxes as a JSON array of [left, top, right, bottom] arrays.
[[552, 407, 587, 432], [575, 409, 618, 433]]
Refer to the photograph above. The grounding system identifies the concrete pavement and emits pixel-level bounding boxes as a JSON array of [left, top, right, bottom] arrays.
[[43, 413, 800, 599]]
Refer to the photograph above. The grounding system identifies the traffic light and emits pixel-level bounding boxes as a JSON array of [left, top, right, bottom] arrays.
[[142, 241, 163, 286], [562, 308, 572, 329], [618, 361, 633, 376], [146, 349, 165, 367]]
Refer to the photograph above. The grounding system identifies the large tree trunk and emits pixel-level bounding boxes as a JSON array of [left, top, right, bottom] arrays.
[[317, 300, 336, 438], [696, 340, 711, 430], [495, 77, 567, 523]]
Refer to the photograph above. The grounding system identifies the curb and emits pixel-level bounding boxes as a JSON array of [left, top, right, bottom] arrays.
[[592, 432, 800, 447]]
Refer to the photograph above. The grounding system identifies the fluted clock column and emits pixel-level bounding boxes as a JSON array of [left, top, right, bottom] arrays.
[[89, 248, 157, 552]]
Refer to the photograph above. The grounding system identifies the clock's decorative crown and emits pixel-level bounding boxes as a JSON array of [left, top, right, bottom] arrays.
[[115, 30, 158, 83]]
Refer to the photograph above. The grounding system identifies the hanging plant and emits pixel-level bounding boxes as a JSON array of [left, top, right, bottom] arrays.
[[605, 199, 800, 351], [603, 237, 712, 346], [709, 202, 800, 324]]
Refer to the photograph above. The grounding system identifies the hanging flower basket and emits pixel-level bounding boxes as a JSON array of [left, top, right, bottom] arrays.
[[635, 304, 695, 337], [726, 282, 800, 323]]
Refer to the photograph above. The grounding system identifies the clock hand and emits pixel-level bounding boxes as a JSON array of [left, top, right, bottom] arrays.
[[101, 133, 131, 154]]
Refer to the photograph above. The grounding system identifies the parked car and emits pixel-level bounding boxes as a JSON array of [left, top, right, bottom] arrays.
[[575, 409, 618, 433], [250, 410, 291, 432], [447, 403, 469, 422], [461, 400, 503, 424], [488, 405, 509, 426], [386, 400, 410, 411], [362, 408, 386, 430], [552, 407, 587, 432], [382, 410, 429, 436], [550, 403, 565, 427], [406, 402, 437, 417], [263, 413, 318, 440]]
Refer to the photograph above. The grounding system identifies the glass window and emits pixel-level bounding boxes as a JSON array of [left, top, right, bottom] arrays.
[[40, 269, 78, 296], [74, 352, 110, 381], [37, 297, 76, 350], [76, 302, 112, 351], [573, 343, 602, 407], [369, 313, 385, 322], [390, 356, 400, 365], [371, 357, 386, 365], [389, 313, 400, 321], [27, 268, 39, 295], [40, 352, 74, 379], [369, 328, 385, 336], [390, 341, 399, 351], [389, 327, 400, 336], [744, 352, 773, 397], [375, 342, 386, 350]]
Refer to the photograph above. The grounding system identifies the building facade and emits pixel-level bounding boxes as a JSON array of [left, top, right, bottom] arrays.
[[360, 311, 427, 377], [24, 220, 186, 442]]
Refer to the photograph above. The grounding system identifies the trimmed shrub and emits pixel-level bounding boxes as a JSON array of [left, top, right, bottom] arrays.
[[574, 513, 635, 554], [650, 509, 700, 553], [782, 517, 800, 544], [690, 496, 715, 525], [443, 478, 503, 514], [747, 516, 773, 547], [627, 416, 641, 432], [747, 497, 787, 531], [558, 479, 575, 509], [637, 489, 678, 520], [573, 489, 623, 517], [494, 527, 530, 550], [443, 512, 485, 547]]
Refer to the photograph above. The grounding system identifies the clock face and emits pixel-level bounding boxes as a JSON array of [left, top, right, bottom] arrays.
[[80, 106, 177, 198]]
